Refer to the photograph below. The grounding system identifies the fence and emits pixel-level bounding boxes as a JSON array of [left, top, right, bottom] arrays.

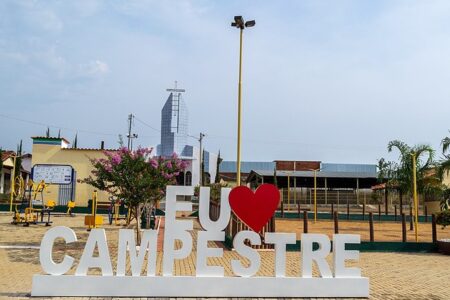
[[204, 193, 441, 250], [208, 200, 275, 249], [279, 188, 434, 217], [279, 188, 372, 208], [278, 200, 433, 223]]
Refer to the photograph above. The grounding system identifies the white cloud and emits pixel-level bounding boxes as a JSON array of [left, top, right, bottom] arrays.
[[0, 51, 28, 64], [78, 60, 109, 77], [11, 1, 64, 33], [70, 0, 102, 17]]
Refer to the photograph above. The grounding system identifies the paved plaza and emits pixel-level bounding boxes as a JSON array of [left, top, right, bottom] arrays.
[[0, 213, 449, 300]]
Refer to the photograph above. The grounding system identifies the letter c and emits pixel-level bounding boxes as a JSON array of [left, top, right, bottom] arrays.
[[40, 226, 77, 275]]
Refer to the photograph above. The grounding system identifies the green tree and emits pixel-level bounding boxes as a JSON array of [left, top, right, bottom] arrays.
[[376, 158, 398, 184], [215, 150, 222, 184], [82, 147, 187, 242], [438, 132, 450, 180], [436, 132, 450, 211], [441, 188, 450, 211], [387, 140, 437, 199], [14, 140, 22, 176], [376, 157, 398, 206], [117, 134, 124, 147], [0, 148, 3, 182], [72, 134, 78, 149]]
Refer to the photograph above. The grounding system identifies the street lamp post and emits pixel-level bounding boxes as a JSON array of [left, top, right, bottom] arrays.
[[231, 16, 255, 186]]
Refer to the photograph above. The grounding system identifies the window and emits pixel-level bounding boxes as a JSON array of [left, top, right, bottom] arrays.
[[185, 171, 192, 186]]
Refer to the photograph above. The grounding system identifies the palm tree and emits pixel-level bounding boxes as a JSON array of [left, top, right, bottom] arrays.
[[387, 140, 435, 196], [387, 140, 442, 213], [439, 133, 450, 179], [387, 140, 443, 233], [437, 133, 450, 211]]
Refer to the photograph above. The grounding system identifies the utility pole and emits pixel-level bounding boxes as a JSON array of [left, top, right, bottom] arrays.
[[127, 114, 138, 151], [199, 132, 205, 186], [127, 114, 132, 149]]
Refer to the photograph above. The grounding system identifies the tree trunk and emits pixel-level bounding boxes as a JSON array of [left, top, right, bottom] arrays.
[[385, 189, 389, 215], [399, 190, 403, 215], [135, 204, 141, 244]]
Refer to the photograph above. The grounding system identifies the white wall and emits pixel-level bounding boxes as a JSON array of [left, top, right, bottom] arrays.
[[181, 146, 218, 186], [21, 155, 32, 173]]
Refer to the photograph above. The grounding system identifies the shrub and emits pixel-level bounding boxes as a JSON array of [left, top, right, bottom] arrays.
[[436, 210, 450, 229], [441, 188, 450, 211]]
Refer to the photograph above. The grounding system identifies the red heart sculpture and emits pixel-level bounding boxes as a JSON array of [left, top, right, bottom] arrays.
[[229, 184, 280, 232]]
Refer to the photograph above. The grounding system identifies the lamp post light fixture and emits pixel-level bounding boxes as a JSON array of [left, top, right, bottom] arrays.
[[231, 16, 255, 186]]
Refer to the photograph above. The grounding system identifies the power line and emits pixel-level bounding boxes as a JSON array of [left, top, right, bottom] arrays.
[[133, 114, 383, 151], [5, 109, 383, 153], [0, 113, 119, 137], [134, 115, 161, 133], [206, 134, 386, 151], [135, 115, 201, 142]]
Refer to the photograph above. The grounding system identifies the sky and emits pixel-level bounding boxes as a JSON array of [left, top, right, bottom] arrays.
[[1, 0, 450, 165]]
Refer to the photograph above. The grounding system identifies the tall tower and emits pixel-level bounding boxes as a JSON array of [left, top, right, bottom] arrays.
[[159, 82, 189, 157]]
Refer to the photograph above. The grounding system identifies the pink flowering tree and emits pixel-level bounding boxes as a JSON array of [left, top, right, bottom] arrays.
[[82, 147, 188, 241]]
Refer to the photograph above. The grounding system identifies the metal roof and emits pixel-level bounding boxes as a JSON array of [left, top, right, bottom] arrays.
[[251, 170, 377, 179], [220, 161, 275, 173], [321, 163, 377, 174]]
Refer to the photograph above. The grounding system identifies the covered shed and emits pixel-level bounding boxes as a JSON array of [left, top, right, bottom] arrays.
[[247, 163, 378, 205]]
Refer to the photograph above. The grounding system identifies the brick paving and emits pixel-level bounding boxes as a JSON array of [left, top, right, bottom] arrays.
[[0, 213, 449, 300]]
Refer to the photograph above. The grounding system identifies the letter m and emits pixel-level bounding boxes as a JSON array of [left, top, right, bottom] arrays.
[[116, 229, 158, 276]]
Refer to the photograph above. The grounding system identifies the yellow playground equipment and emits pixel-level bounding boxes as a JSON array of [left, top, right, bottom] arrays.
[[45, 199, 76, 217], [108, 196, 131, 226], [84, 190, 103, 230], [13, 175, 26, 200], [67, 201, 76, 216], [12, 179, 53, 226]]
